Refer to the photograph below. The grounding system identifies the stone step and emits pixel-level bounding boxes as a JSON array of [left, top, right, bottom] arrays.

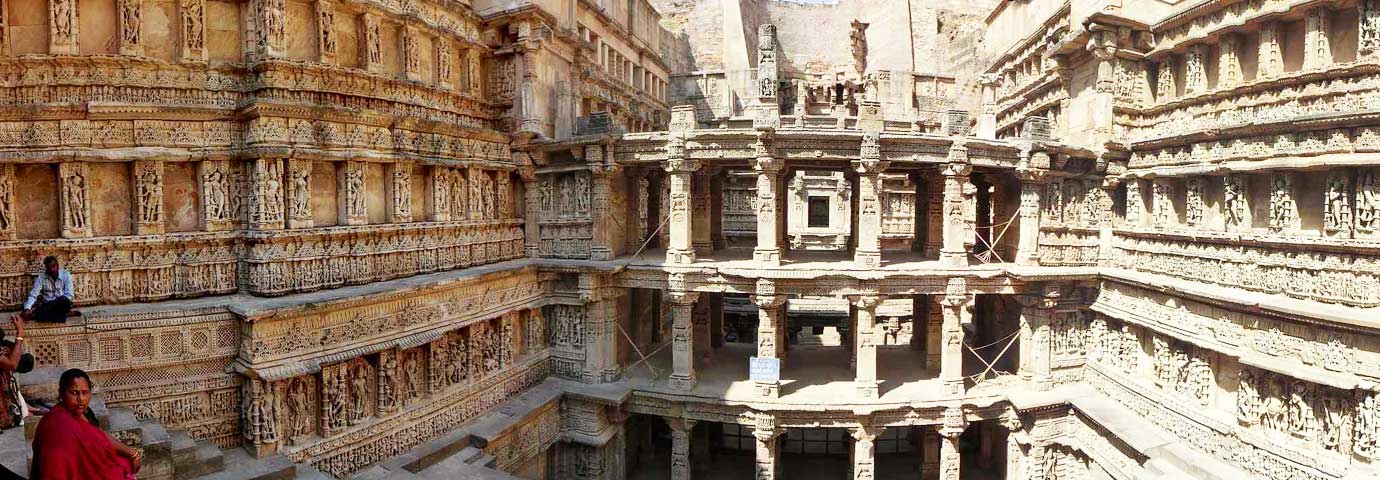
[[170, 431, 199, 469], [105, 407, 144, 446], [177, 443, 226, 480], [469, 454, 496, 470], [193, 448, 295, 480], [292, 463, 336, 480], [0, 423, 29, 477], [455, 446, 484, 465]]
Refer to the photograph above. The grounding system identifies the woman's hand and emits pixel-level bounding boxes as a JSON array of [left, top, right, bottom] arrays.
[[129, 448, 143, 473]]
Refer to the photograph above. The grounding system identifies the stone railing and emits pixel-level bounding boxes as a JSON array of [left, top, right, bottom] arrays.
[[1038, 227, 1100, 266], [1113, 228, 1380, 307], [242, 220, 524, 296]]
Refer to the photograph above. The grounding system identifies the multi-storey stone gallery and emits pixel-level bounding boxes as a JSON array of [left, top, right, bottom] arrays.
[[0, 0, 1377, 479]]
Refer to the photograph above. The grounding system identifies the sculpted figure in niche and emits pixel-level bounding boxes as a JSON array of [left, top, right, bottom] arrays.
[[1238, 369, 1260, 424], [0, 169, 12, 232], [204, 166, 228, 221], [448, 333, 466, 385], [1270, 174, 1296, 231], [500, 320, 513, 368], [1224, 176, 1247, 228], [136, 163, 161, 224], [63, 170, 87, 230], [1326, 172, 1352, 233], [1262, 377, 1287, 431], [51, 0, 75, 41], [451, 170, 468, 220], [1289, 381, 1311, 434], [286, 377, 312, 444], [182, 0, 205, 53], [346, 165, 366, 219], [349, 364, 369, 425], [404, 350, 424, 403], [290, 165, 310, 219], [377, 352, 396, 413], [120, 0, 141, 46], [247, 382, 277, 444], [431, 338, 450, 391], [1358, 172, 1380, 233], [1356, 391, 1379, 458], [323, 368, 347, 432]]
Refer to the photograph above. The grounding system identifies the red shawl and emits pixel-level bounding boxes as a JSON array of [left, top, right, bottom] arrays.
[[31, 403, 131, 480]]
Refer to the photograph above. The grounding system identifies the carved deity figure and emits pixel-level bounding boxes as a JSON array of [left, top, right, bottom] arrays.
[[257, 0, 287, 53], [1184, 45, 1206, 94], [318, 4, 337, 54], [246, 382, 277, 444], [1270, 174, 1297, 232], [1126, 180, 1144, 225], [451, 170, 468, 220], [136, 163, 162, 224], [1289, 381, 1311, 434], [1326, 172, 1353, 234], [349, 364, 369, 425], [1238, 369, 1260, 424], [0, 168, 12, 232], [181, 0, 205, 54], [62, 169, 87, 230], [204, 165, 228, 221], [323, 368, 347, 433], [1262, 378, 1288, 431], [1356, 391, 1379, 458], [378, 352, 397, 414], [1358, 172, 1380, 233], [346, 165, 366, 219], [448, 333, 466, 385], [1152, 181, 1172, 227], [120, 0, 142, 46], [1224, 175, 1248, 228], [403, 350, 424, 404], [290, 164, 310, 219], [51, 0, 76, 42], [287, 377, 312, 443], [1364, 1, 1380, 59], [364, 16, 383, 66], [404, 30, 420, 74], [1185, 178, 1204, 227], [500, 320, 514, 368]]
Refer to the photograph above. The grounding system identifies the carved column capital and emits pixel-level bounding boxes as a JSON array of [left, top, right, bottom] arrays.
[[667, 291, 700, 306], [938, 406, 968, 438]]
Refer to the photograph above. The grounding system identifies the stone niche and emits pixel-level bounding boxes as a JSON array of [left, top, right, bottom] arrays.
[[788, 170, 851, 251]]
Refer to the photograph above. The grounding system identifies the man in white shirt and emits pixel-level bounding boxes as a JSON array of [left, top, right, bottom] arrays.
[[21, 256, 78, 323]]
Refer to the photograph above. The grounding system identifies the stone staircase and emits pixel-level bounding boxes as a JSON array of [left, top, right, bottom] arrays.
[[14, 368, 335, 480]]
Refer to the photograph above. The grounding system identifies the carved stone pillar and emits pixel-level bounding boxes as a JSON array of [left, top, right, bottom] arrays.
[[1015, 166, 1046, 266], [1256, 22, 1284, 78], [580, 275, 622, 383], [939, 283, 971, 398], [1018, 289, 1056, 389], [284, 159, 312, 228], [753, 280, 787, 397], [938, 407, 967, 480], [117, 0, 144, 56], [752, 414, 782, 480], [0, 165, 13, 240], [1125, 179, 1145, 226], [626, 170, 650, 252], [338, 161, 367, 226], [388, 162, 412, 223], [854, 133, 888, 268], [199, 160, 233, 231], [521, 167, 539, 257], [376, 349, 399, 417], [429, 167, 451, 222], [664, 157, 700, 264], [1325, 170, 1354, 238], [1183, 44, 1207, 95], [361, 13, 384, 74], [925, 171, 944, 257], [668, 289, 699, 390], [711, 170, 725, 250], [851, 425, 881, 480], [852, 294, 882, 399], [692, 294, 711, 368], [59, 162, 91, 238], [242, 379, 279, 458], [1155, 57, 1175, 101], [668, 417, 695, 480], [316, 0, 337, 64], [133, 160, 165, 235], [252, 0, 288, 60], [692, 168, 714, 254], [753, 132, 785, 265], [1362, 2, 1380, 60], [589, 145, 620, 261], [49, 0, 79, 55], [180, 0, 207, 61], [1097, 177, 1120, 265], [940, 144, 972, 267], [1305, 7, 1333, 70], [249, 158, 285, 230]]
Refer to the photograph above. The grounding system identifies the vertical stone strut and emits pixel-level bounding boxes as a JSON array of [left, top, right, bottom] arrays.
[[852, 294, 882, 399], [1097, 176, 1120, 265], [940, 143, 972, 267], [668, 417, 696, 480], [665, 109, 700, 264], [1305, 7, 1333, 70], [940, 279, 971, 398], [854, 133, 887, 268], [1258, 21, 1284, 78], [753, 279, 787, 398], [588, 144, 621, 261], [668, 288, 700, 391], [1018, 286, 1057, 389], [850, 424, 881, 480], [752, 414, 782, 480], [753, 131, 785, 265], [1016, 155, 1047, 266], [938, 406, 967, 480]]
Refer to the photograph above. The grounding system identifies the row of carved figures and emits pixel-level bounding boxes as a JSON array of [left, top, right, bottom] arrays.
[[1126, 170, 1380, 236], [244, 311, 545, 449]]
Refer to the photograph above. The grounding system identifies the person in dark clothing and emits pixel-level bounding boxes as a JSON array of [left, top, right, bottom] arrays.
[[21, 257, 78, 324]]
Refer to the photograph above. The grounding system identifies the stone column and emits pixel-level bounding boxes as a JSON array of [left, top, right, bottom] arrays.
[[852, 294, 882, 398], [1097, 177, 1120, 265], [668, 289, 700, 390], [580, 274, 622, 383], [199, 160, 234, 231], [668, 417, 696, 480], [520, 164, 539, 257], [665, 157, 700, 264], [1305, 7, 1333, 70], [692, 295, 712, 367], [939, 283, 971, 398], [692, 167, 715, 254], [1218, 34, 1242, 89], [49, 0, 79, 54], [753, 131, 786, 265], [627, 170, 650, 252], [338, 161, 367, 226], [1257, 21, 1284, 78], [851, 425, 881, 480], [854, 133, 888, 268], [709, 293, 724, 349], [925, 172, 944, 257], [58, 162, 92, 238], [387, 162, 412, 223], [284, 159, 313, 228], [251, 0, 288, 60], [0, 165, 13, 240], [711, 170, 725, 250], [940, 144, 972, 267], [1018, 288, 1056, 389], [753, 279, 787, 397], [179, 0, 208, 61], [117, 0, 144, 56], [938, 407, 967, 480], [590, 151, 622, 261], [133, 160, 165, 235], [1015, 164, 1046, 266], [752, 414, 782, 480]]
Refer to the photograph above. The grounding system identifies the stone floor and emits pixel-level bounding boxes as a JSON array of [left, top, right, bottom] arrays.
[[622, 247, 1018, 272]]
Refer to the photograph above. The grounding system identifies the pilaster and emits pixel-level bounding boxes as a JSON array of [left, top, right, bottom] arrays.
[[589, 144, 621, 261], [753, 131, 785, 265], [1259, 21, 1284, 77], [940, 143, 972, 267], [692, 294, 711, 368], [854, 133, 887, 268], [752, 414, 782, 480], [580, 274, 622, 383], [242, 378, 279, 458], [338, 161, 367, 226], [850, 425, 881, 480], [133, 160, 165, 235], [59, 162, 92, 238], [520, 167, 540, 257], [403, 26, 424, 82], [1183, 44, 1207, 95], [1218, 33, 1242, 89], [316, 0, 337, 64], [852, 294, 882, 399], [939, 280, 971, 398], [668, 288, 699, 391], [429, 166, 451, 222], [1305, 7, 1333, 70], [387, 162, 411, 223], [361, 13, 384, 74], [1018, 286, 1058, 390], [668, 417, 695, 480], [691, 167, 715, 253], [753, 279, 787, 398], [436, 39, 453, 90]]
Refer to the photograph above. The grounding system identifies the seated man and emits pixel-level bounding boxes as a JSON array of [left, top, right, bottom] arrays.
[[22, 256, 79, 323]]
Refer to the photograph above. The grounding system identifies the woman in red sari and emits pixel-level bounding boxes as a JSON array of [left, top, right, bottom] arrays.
[[30, 369, 142, 480]]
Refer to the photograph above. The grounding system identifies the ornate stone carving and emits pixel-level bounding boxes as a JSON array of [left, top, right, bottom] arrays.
[[181, 0, 206, 61], [1184, 177, 1204, 227], [317, 0, 337, 62], [363, 14, 383, 72], [1258, 21, 1283, 77], [118, 0, 143, 56], [1183, 44, 1207, 95], [1218, 34, 1241, 89], [251, 158, 285, 229], [254, 0, 288, 59], [0, 164, 12, 240], [1125, 179, 1144, 226], [59, 162, 91, 238], [1155, 58, 1175, 101], [49, 0, 78, 54], [341, 161, 366, 226], [1360, 170, 1380, 235], [1326, 170, 1353, 236], [1269, 173, 1297, 233], [1304, 7, 1332, 70], [1224, 174, 1248, 229], [134, 160, 164, 235], [436, 40, 453, 89], [286, 159, 312, 228]]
